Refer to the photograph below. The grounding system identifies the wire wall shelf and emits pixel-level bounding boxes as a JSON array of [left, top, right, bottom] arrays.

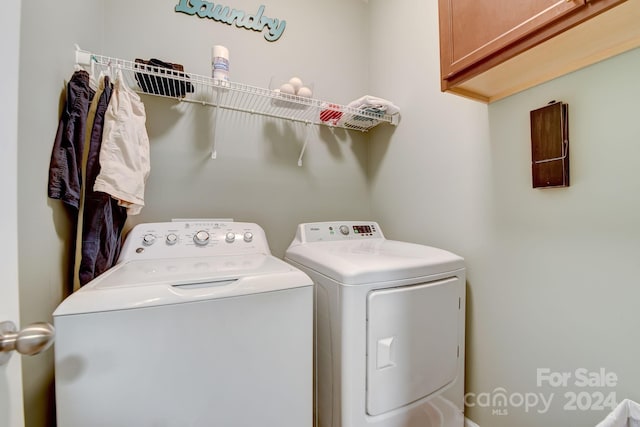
[[74, 47, 398, 164], [75, 48, 398, 131]]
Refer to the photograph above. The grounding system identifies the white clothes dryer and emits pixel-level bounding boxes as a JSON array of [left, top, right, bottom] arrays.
[[54, 220, 313, 427], [284, 221, 466, 427]]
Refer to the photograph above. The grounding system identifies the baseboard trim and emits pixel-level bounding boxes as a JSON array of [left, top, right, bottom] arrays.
[[465, 417, 480, 427]]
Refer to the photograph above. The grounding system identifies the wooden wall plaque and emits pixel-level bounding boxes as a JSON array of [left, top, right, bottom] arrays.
[[530, 101, 569, 188]]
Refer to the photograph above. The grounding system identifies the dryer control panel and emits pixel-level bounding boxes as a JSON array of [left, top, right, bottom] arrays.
[[118, 221, 271, 261], [294, 221, 384, 243]]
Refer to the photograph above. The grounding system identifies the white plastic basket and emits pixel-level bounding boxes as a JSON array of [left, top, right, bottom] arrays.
[[596, 399, 640, 427]]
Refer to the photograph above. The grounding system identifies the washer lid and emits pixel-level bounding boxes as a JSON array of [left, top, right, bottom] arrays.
[[54, 254, 312, 316], [285, 239, 464, 285]]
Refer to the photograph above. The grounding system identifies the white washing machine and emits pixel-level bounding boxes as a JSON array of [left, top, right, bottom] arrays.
[[54, 220, 313, 427], [284, 221, 466, 427]]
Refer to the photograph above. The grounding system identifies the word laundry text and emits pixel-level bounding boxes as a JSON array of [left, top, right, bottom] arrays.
[[175, 0, 286, 42]]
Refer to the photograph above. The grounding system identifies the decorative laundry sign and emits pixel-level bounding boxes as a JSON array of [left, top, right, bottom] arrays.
[[175, 1, 286, 42]]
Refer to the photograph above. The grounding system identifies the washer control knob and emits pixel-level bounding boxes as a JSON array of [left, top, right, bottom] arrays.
[[166, 233, 178, 246], [339, 225, 350, 235], [142, 234, 156, 246], [243, 232, 254, 243], [193, 230, 210, 246], [225, 232, 236, 243]]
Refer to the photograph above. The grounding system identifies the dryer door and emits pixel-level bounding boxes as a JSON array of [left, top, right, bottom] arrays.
[[366, 276, 462, 416]]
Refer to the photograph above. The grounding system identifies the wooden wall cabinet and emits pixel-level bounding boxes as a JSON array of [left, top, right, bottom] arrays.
[[438, 0, 640, 102]]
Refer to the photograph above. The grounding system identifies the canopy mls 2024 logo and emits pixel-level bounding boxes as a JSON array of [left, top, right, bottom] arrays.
[[175, 0, 286, 42]]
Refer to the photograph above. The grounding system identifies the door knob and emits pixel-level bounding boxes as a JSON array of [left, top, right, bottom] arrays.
[[0, 321, 55, 365]]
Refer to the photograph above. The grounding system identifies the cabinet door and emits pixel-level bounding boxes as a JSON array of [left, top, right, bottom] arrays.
[[439, 0, 585, 79]]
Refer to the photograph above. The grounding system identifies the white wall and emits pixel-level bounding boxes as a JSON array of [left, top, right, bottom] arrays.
[[477, 49, 640, 426], [100, 0, 373, 256], [18, 3, 105, 426], [18, 1, 373, 426], [369, 0, 640, 426]]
